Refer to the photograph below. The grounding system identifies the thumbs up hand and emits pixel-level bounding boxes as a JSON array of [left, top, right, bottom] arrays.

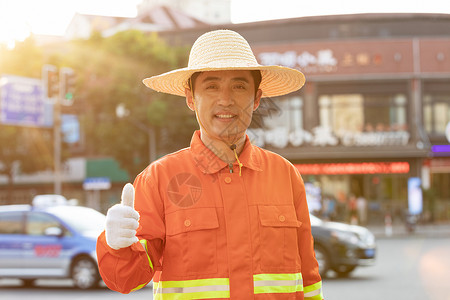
[[105, 183, 140, 250]]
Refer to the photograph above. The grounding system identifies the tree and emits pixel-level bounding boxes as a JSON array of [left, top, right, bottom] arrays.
[[65, 30, 196, 178]]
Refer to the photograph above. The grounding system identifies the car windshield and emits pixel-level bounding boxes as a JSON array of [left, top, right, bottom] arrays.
[[47, 206, 105, 235]]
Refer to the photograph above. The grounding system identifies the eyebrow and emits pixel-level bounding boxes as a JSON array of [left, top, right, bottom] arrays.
[[200, 76, 250, 83]]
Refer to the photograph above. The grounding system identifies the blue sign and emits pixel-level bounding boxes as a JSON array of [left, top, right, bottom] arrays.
[[0, 75, 53, 127], [408, 177, 423, 215], [61, 114, 80, 144], [83, 177, 111, 190]]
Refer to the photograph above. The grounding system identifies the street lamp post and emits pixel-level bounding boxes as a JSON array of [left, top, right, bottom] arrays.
[[43, 64, 62, 195], [54, 90, 62, 195], [116, 103, 157, 163], [43, 65, 75, 195]]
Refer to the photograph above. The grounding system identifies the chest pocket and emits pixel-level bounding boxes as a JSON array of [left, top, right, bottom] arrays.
[[258, 205, 302, 272], [164, 207, 219, 277]]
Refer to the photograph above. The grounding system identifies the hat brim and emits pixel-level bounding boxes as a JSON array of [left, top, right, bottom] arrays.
[[142, 65, 305, 98]]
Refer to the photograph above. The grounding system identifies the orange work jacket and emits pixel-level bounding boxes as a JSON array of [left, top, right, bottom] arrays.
[[97, 131, 323, 299]]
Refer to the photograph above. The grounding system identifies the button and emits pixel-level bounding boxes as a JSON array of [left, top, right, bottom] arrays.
[[184, 219, 191, 227], [224, 177, 232, 183], [278, 215, 286, 222]]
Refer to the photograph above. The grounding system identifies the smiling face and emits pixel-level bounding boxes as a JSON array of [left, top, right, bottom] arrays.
[[185, 70, 262, 145]]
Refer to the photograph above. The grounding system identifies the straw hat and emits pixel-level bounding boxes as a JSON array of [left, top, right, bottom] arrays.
[[142, 29, 305, 98]]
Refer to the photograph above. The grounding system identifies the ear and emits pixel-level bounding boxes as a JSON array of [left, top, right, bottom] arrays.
[[185, 88, 195, 111], [253, 89, 262, 111]]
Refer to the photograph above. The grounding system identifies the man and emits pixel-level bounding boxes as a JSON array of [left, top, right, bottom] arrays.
[[97, 29, 324, 299]]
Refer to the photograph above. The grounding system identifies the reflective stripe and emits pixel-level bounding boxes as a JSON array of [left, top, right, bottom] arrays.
[[139, 239, 154, 270], [253, 272, 303, 294], [304, 281, 323, 300], [131, 282, 148, 292], [153, 278, 230, 300], [151, 274, 321, 299], [129, 240, 154, 292]]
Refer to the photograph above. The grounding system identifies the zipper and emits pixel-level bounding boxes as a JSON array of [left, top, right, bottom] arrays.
[[228, 163, 233, 173]]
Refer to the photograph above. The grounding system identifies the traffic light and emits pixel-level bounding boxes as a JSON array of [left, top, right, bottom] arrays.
[[42, 64, 59, 99], [60, 67, 75, 106]]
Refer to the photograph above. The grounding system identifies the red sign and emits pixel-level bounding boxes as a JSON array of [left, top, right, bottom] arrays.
[[295, 162, 410, 175], [34, 245, 62, 257]]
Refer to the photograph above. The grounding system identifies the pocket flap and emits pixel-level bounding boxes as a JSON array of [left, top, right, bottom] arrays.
[[258, 205, 301, 228], [166, 207, 219, 236]]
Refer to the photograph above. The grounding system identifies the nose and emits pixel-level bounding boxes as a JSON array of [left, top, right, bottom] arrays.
[[217, 88, 233, 106]]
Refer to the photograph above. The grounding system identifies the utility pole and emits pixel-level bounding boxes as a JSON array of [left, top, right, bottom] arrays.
[[42, 64, 61, 194], [116, 103, 157, 163], [42, 65, 75, 195]]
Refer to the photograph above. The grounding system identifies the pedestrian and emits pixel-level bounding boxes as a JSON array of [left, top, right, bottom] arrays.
[[96, 29, 323, 299], [322, 194, 336, 221], [348, 194, 358, 225], [356, 195, 367, 225]]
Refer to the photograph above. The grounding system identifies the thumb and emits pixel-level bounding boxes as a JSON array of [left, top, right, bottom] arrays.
[[121, 183, 135, 208]]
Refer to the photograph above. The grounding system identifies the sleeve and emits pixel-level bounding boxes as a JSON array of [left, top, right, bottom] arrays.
[[96, 167, 165, 294], [291, 166, 324, 300]]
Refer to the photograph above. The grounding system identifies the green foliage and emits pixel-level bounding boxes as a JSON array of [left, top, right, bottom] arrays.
[[0, 30, 196, 183], [0, 36, 43, 78], [65, 30, 194, 178]]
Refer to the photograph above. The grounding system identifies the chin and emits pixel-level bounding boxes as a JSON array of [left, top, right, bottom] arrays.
[[220, 131, 246, 144]]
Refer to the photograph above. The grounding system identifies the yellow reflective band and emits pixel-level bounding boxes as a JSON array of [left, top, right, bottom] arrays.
[[131, 282, 149, 292], [139, 239, 154, 270], [304, 281, 323, 300], [253, 273, 303, 294], [153, 278, 230, 300]]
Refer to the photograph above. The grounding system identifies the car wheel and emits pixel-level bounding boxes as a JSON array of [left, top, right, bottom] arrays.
[[333, 265, 356, 277], [71, 256, 100, 289], [314, 244, 330, 277]]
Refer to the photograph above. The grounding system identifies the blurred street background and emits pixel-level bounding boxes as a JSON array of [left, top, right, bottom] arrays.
[[1, 0, 450, 299], [2, 234, 450, 300]]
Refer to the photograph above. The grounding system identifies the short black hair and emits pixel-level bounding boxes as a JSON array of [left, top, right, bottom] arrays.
[[188, 70, 262, 96]]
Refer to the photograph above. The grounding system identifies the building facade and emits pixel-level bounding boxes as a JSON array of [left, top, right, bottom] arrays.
[[137, 0, 231, 25], [161, 13, 450, 223]]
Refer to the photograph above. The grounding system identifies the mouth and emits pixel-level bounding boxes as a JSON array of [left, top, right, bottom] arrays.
[[215, 113, 237, 120]]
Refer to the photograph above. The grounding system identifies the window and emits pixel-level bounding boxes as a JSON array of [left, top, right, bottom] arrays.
[[262, 96, 304, 131], [26, 212, 62, 236], [319, 93, 408, 137], [0, 212, 25, 234], [424, 94, 450, 136]]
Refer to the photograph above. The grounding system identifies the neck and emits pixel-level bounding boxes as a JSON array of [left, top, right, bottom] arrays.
[[199, 130, 246, 163]]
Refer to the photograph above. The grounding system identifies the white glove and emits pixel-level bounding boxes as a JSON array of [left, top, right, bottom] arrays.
[[105, 183, 140, 250]]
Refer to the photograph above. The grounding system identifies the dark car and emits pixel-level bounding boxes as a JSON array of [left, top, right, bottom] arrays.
[[311, 214, 376, 277], [0, 198, 105, 289]]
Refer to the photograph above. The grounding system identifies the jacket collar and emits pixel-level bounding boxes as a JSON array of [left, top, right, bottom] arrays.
[[190, 130, 262, 174]]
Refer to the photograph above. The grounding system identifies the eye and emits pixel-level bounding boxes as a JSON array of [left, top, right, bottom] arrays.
[[233, 84, 246, 90], [206, 84, 218, 90]]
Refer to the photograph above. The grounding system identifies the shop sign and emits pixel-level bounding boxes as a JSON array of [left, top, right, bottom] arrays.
[[258, 49, 338, 73], [430, 158, 450, 173], [295, 162, 410, 175], [254, 39, 414, 75], [248, 127, 410, 148]]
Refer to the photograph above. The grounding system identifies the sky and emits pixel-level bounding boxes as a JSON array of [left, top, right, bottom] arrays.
[[0, 0, 450, 47]]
